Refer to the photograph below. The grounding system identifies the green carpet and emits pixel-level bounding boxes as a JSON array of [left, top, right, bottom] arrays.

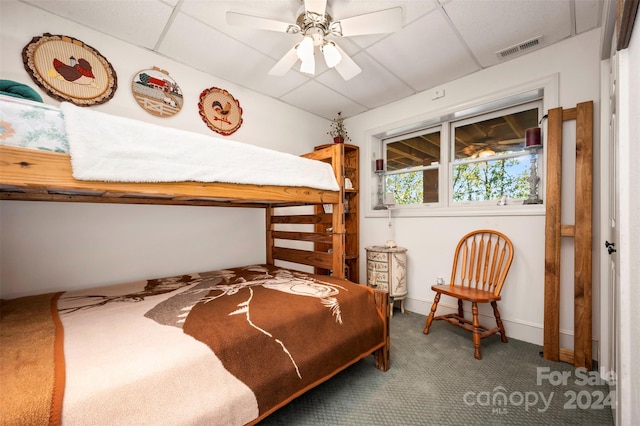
[[260, 311, 613, 425]]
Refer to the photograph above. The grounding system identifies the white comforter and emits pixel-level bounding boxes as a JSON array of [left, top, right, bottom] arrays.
[[0, 95, 339, 191], [60, 102, 339, 190]]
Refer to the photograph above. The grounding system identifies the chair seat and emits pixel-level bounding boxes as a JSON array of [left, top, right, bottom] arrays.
[[431, 285, 502, 303]]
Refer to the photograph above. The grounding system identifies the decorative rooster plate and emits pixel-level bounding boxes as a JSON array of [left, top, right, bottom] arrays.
[[198, 87, 243, 136], [22, 33, 117, 106]]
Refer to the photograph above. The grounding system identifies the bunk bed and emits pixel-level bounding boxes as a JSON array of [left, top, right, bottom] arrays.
[[0, 95, 390, 425]]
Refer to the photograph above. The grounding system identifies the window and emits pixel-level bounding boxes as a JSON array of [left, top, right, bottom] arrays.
[[382, 99, 542, 208], [385, 128, 441, 204]]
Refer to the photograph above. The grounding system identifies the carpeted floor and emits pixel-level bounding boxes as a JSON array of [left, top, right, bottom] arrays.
[[260, 310, 613, 425]]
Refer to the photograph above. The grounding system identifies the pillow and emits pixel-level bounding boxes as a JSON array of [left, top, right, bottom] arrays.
[[0, 80, 43, 102]]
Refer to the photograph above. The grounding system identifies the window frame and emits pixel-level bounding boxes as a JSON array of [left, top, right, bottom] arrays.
[[366, 76, 556, 218], [447, 100, 544, 207], [381, 99, 543, 209], [383, 125, 443, 206]]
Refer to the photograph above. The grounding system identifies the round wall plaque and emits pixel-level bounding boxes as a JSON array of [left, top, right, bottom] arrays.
[[131, 67, 183, 117], [22, 33, 117, 106], [198, 87, 243, 136]]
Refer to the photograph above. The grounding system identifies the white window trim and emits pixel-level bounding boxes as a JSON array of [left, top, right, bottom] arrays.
[[365, 74, 558, 218]]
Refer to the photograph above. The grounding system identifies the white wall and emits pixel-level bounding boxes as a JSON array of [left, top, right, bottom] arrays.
[[0, 1, 330, 298], [348, 29, 603, 349]]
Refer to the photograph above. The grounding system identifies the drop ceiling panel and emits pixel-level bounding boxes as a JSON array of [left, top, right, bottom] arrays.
[[366, 9, 480, 93], [280, 80, 368, 119], [575, 0, 603, 34], [23, 0, 175, 50], [315, 52, 414, 109], [159, 13, 289, 94], [179, 0, 301, 60], [444, 0, 572, 68]]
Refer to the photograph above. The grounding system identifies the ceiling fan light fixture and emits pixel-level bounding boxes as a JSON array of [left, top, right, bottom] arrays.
[[227, 1, 402, 81], [300, 56, 315, 75], [322, 41, 341, 68], [296, 35, 314, 61], [478, 148, 496, 158]]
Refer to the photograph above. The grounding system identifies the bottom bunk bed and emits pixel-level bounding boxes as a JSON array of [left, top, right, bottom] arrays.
[[0, 264, 389, 425]]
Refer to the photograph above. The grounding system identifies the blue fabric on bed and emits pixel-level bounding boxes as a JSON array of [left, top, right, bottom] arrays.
[[0, 80, 43, 102]]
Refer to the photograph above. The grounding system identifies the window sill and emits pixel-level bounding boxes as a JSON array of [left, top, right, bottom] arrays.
[[365, 203, 545, 218]]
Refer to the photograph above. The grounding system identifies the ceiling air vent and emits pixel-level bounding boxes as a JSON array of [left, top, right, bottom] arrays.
[[496, 36, 542, 59]]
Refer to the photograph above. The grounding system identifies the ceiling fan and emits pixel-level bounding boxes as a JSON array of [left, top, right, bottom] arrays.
[[458, 122, 527, 158], [226, 0, 403, 80]]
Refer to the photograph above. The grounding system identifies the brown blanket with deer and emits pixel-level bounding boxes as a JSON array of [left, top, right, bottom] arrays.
[[0, 265, 387, 425]]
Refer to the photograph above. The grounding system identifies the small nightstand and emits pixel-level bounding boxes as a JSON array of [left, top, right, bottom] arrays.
[[365, 246, 408, 316]]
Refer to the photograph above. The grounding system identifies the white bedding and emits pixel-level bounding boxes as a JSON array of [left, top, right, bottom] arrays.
[[0, 95, 339, 191]]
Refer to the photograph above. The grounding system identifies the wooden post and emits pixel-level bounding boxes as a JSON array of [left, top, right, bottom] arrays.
[[573, 101, 594, 369], [266, 206, 274, 265], [543, 107, 564, 362], [543, 101, 594, 369], [373, 290, 390, 371]]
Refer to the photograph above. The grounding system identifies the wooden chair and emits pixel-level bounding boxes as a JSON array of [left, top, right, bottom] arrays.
[[423, 230, 514, 359]]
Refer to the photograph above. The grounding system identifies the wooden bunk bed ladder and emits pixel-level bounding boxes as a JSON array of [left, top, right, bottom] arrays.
[[266, 207, 344, 277], [543, 101, 594, 369], [267, 144, 346, 279]]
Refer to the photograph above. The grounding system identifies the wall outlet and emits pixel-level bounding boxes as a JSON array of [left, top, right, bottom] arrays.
[[437, 276, 444, 285]]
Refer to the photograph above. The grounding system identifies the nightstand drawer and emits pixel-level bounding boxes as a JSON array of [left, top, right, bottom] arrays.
[[367, 270, 388, 290], [367, 260, 388, 272], [367, 251, 388, 262]]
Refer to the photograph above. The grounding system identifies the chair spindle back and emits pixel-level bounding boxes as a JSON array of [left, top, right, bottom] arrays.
[[449, 230, 514, 295]]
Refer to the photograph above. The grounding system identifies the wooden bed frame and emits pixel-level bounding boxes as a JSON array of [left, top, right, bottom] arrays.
[[0, 143, 390, 372], [0, 145, 339, 207]]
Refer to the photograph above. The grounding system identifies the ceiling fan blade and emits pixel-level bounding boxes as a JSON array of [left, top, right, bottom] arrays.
[[304, 0, 327, 17], [497, 138, 525, 145], [268, 46, 299, 76], [337, 7, 403, 37], [333, 44, 361, 80], [226, 11, 294, 33]]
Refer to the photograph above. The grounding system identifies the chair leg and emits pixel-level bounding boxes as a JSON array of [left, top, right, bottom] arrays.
[[471, 302, 482, 360], [424, 293, 441, 334], [457, 299, 464, 322], [491, 301, 508, 343]]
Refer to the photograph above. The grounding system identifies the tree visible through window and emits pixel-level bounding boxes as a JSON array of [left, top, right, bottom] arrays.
[[382, 101, 541, 207], [385, 129, 440, 204], [452, 158, 529, 201]]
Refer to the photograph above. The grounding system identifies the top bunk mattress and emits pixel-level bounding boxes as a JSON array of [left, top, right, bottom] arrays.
[[0, 95, 339, 191]]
